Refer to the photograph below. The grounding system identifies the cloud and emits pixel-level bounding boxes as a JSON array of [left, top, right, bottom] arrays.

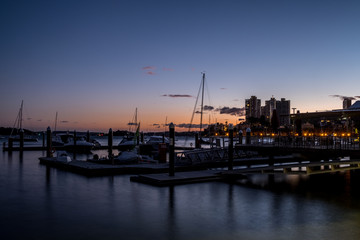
[[220, 88, 227, 90], [162, 94, 193, 98], [233, 99, 240, 102], [203, 105, 214, 111], [146, 71, 156, 75], [60, 121, 69, 123], [163, 67, 174, 71], [215, 107, 245, 116], [142, 66, 155, 70], [37, 119, 42, 122], [330, 95, 358, 100], [127, 122, 138, 126], [176, 123, 208, 129]]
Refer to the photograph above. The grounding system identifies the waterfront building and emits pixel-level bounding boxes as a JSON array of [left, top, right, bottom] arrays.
[[343, 98, 352, 109], [245, 96, 261, 120], [264, 96, 277, 123], [291, 100, 360, 135], [276, 98, 291, 126]]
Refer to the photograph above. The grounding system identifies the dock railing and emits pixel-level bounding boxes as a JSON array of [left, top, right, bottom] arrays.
[[239, 135, 360, 150]]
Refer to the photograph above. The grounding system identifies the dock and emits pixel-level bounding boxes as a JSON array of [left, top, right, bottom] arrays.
[[130, 170, 222, 186], [38, 157, 207, 176]]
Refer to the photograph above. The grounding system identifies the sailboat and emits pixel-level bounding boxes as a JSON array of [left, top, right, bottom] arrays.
[[118, 108, 140, 150], [10, 100, 38, 142], [187, 72, 212, 146]]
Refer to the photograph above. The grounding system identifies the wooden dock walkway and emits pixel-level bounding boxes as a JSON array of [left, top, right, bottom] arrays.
[[38, 157, 206, 176], [130, 170, 222, 186]]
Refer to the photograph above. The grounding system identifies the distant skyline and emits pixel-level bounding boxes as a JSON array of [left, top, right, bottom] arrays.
[[1, 0, 360, 132]]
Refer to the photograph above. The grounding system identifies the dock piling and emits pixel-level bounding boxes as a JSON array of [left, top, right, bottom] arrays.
[[86, 130, 90, 142], [8, 138, 13, 151], [46, 127, 52, 157], [73, 130, 77, 159], [195, 133, 200, 149], [19, 129, 24, 151], [238, 130, 243, 144], [246, 128, 251, 144], [169, 123, 175, 176], [108, 128, 113, 164], [42, 132, 45, 147], [228, 124, 234, 170]]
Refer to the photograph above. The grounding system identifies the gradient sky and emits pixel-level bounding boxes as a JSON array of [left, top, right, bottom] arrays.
[[1, 0, 360, 132]]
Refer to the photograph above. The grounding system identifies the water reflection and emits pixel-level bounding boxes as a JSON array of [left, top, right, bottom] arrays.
[[3, 146, 360, 239]]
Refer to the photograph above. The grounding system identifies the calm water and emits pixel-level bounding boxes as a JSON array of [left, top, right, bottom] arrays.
[[2, 138, 360, 240]]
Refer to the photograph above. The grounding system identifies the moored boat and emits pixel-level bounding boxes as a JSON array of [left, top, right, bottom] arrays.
[[63, 136, 94, 153]]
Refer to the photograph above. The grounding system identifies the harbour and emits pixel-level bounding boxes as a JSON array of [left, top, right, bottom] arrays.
[[2, 137, 360, 240]]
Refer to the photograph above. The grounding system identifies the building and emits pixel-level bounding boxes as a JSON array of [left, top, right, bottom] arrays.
[[263, 96, 277, 123], [245, 96, 261, 120], [343, 98, 352, 109], [276, 98, 291, 126], [291, 100, 360, 135]]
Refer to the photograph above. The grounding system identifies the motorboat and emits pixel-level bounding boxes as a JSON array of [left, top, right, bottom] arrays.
[[55, 151, 72, 163], [118, 135, 138, 150], [145, 135, 170, 150], [64, 136, 94, 153]]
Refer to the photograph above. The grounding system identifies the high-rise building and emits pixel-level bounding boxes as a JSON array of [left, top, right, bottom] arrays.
[[343, 98, 352, 109], [264, 97, 277, 123], [245, 96, 261, 120], [276, 98, 290, 126]]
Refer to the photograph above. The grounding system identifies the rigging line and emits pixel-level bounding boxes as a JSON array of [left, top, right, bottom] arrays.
[[10, 100, 23, 136], [204, 75, 214, 125], [199, 72, 205, 137], [184, 74, 203, 146]]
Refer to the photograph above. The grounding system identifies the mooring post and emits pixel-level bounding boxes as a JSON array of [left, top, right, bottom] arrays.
[[246, 127, 251, 144], [108, 128, 113, 164], [169, 123, 175, 176], [46, 127, 52, 157], [42, 131, 45, 147], [73, 130, 77, 159], [228, 124, 234, 171], [8, 137, 13, 151], [19, 128, 24, 151], [238, 130, 243, 144], [86, 130, 90, 142], [195, 133, 200, 148]]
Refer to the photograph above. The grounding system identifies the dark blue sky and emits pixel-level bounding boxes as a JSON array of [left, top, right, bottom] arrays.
[[1, 0, 360, 131]]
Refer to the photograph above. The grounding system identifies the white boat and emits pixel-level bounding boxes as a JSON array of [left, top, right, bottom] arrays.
[[113, 150, 140, 162], [118, 108, 140, 149], [55, 151, 72, 163], [145, 135, 170, 150], [118, 135, 136, 146], [64, 136, 94, 153], [146, 136, 169, 144]]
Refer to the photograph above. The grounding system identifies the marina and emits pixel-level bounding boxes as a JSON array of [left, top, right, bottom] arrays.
[[3, 1, 360, 239], [3, 138, 360, 240]]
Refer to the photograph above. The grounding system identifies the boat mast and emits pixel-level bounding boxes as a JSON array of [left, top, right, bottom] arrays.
[[199, 72, 205, 138], [19, 100, 23, 130]]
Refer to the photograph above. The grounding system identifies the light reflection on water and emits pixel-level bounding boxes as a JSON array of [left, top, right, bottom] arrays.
[[2, 142, 360, 239]]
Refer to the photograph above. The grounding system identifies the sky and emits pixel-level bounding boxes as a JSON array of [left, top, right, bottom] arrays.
[[1, 0, 360, 132]]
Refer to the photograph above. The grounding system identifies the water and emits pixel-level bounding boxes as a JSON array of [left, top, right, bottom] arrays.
[[2, 138, 360, 239]]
